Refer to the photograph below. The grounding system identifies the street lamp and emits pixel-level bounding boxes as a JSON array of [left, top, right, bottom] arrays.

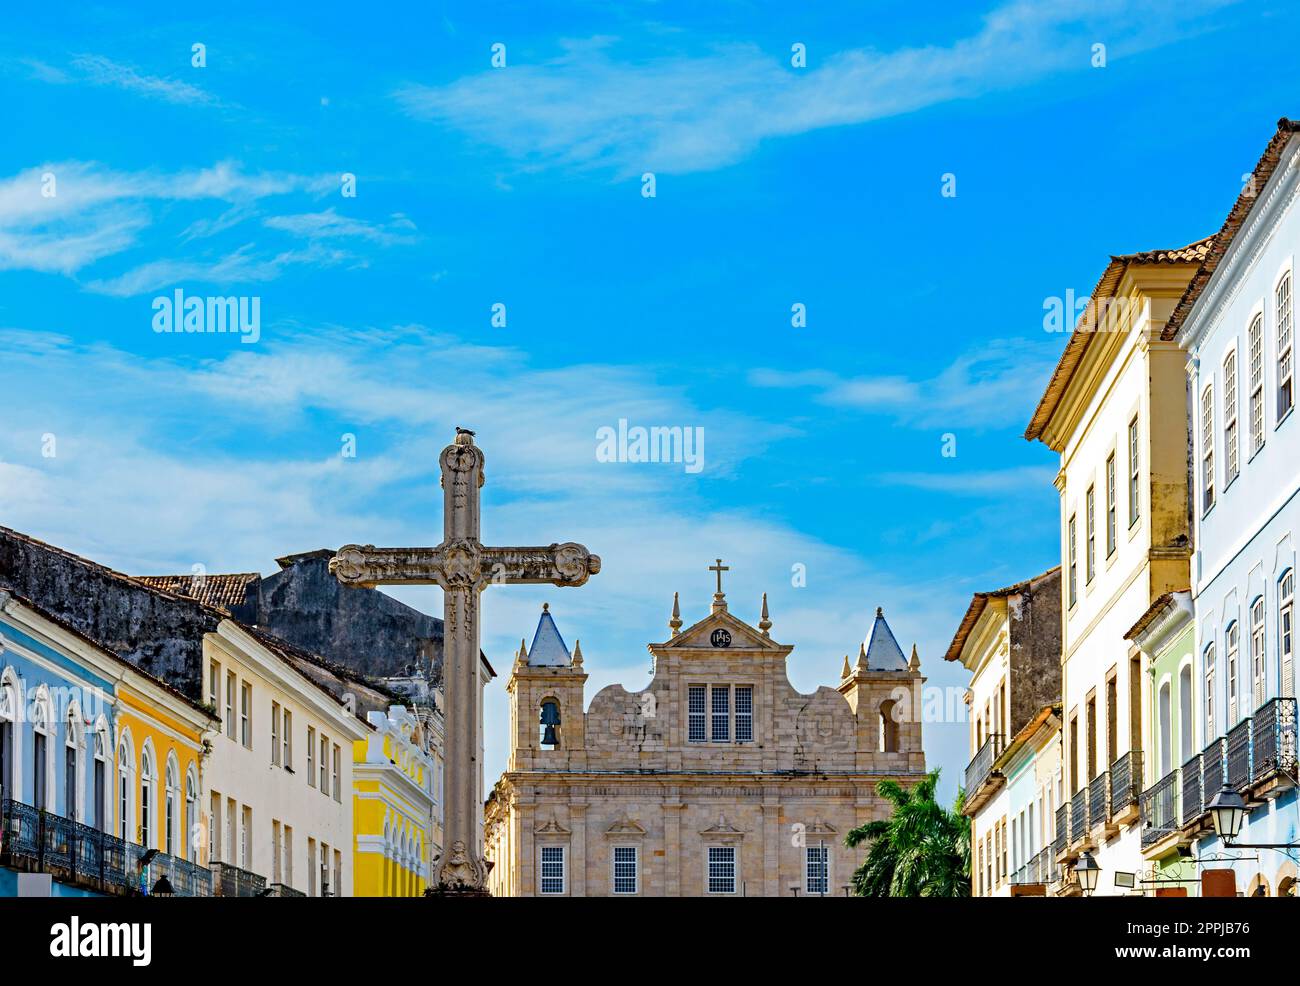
[[150, 875, 175, 897], [1075, 850, 1101, 896], [1207, 785, 1248, 843]]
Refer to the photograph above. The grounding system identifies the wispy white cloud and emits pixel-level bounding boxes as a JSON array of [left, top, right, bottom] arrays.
[[393, 0, 1235, 175], [263, 208, 419, 246], [749, 337, 1059, 429], [879, 465, 1057, 495], [66, 54, 227, 108]]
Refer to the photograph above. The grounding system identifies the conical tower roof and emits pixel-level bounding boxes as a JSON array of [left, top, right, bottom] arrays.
[[527, 603, 572, 667], [862, 607, 908, 671]]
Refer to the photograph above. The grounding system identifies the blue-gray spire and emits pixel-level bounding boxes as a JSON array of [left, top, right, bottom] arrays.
[[527, 603, 571, 667], [863, 607, 908, 671]]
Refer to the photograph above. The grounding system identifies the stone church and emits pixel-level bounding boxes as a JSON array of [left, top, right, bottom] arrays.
[[483, 567, 928, 896]]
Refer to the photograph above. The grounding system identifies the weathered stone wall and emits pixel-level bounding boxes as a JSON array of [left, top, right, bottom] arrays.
[[1009, 568, 1063, 731]]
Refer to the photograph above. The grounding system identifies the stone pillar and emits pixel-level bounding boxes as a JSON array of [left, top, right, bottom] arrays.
[[664, 801, 684, 897], [570, 803, 588, 896], [761, 799, 781, 897]]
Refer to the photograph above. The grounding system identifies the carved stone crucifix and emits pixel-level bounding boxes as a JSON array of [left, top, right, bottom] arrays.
[[330, 430, 600, 892]]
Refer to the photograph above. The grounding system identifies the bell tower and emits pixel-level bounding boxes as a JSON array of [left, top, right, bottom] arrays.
[[506, 603, 587, 771], [837, 607, 927, 773]]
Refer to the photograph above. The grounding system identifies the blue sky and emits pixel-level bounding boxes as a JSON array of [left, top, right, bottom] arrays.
[[1, 0, 1294, 801]]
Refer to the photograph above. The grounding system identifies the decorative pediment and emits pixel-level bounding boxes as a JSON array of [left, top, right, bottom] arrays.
[[664, 609, 782, 652], [534, 815, 570, 836], [804, 818, 837, 837], [699, 812, 745, 841], [605, 815, 647, 838]]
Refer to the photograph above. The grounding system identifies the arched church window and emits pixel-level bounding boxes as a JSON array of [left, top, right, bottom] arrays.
[[539, 700, 561, 750], [879, 700, 899, 753]]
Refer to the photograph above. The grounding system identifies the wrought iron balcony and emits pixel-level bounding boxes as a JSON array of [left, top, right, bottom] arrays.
[[1070, 790, 1088, 845], [0, 797, 205, 895], [1140, 769, 1180, 847], [964, 734, 1005, 811], [1180, 753, 1204, 827], [1227, 717, 1253, 791], [1203, 736, 1227, 796], [1109, 751, 1143, 819], [211, 860, 268, 897], [1088, 771, 1110, 830], [1250, 697, 1298, 786], [1053, 803, 1067, 856]]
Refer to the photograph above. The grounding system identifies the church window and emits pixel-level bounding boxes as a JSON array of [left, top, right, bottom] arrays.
[[613, 846, 638, 894], [1278, 273, 1293, 419], [711, 685, 730, 742], [706, 846, 736, 894], [539, 700, 561, 749], [540, 845, 566, 894], [687, 685, 706, 742], [805, 845, 829, 895], [735, 686, 753, 742], [879, 700, 899, 753]]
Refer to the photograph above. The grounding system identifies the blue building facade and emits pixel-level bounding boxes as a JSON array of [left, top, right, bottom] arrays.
[[1173, 120, 1300, 896]]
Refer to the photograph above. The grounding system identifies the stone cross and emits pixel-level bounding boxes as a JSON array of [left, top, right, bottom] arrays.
[[329, 430, 600, 892]]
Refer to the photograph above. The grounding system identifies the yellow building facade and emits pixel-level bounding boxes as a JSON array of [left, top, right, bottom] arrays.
[[352, 705, 437, 896]]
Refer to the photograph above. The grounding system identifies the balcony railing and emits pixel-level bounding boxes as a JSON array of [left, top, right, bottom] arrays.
[[211, 860, 268, 897], [1053, 803, 1067, 856], [1250, 697, 1298, 784], [1141, 769, 1180, 847], [1203, 736, 1227, 796], [1088, 772, 1110, 830], [1180, 753, 1204, 827], [267, 882, 305, 897], [1070, 790, 1087, 844], [1110, 751, 1143, 817], [964, 733, 1004, 803], [0, 798, 206, 895], [1227, 717, 1253, 791]]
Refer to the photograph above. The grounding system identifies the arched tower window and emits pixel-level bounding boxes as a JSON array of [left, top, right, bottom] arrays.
[[539, 700, 561, 750], [879, 700, 899, 753]]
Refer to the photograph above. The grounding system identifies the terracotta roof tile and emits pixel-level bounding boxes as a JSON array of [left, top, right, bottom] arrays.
[[135, 573, 259, 613]]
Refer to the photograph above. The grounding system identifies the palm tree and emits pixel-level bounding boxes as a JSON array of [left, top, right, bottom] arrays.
[[844, 769, 970, 897]]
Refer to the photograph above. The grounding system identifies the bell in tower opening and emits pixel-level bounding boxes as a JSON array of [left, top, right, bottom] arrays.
[[539, 700, 561, 749]]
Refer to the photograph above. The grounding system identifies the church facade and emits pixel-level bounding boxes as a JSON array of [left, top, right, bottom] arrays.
[[483, 572, 927, 896]]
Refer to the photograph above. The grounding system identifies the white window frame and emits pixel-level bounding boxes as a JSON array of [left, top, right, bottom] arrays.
[[1204, 644, 1216, 740], [612, 845, 638, 895], [1249, 313, 1266, 455], [735, 685, 754, 743], [706, 845, 737, 895], [1128, 416, 1140, 527], [539, 844, 566, 895], [1201, 384, 1215, 514], [711, 684, 730, 742], [1226, 622, 1240, 724], [1277, 271, 1293, 420], [1281, 572, 1295, 699], [1224, 348, 1240, 486], [1085, 485, 1096, 583], [1251, 597, 1267, 710], [687, 684, 706, 742], [1067, 514, 1078, 608], [271, 701, 281, 766], [1105, 453, 1117, 557]]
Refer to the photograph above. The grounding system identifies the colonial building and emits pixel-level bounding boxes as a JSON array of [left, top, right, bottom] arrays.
[[0, 525, 396, 897], [483, 568, 927, 897], [352, 704, 438, 896], [1160, 118, 1300, 897], [1026, 238, 1207, 893], [0, 588, 216, 897], [945, 567, 1063, 896]]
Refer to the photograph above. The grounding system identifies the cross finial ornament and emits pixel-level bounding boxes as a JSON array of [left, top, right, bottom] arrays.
[[708, 558, 729, 614], [329, 429, 600, 894]]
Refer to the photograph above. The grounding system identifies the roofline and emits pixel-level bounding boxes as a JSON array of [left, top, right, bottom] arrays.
[[943, 566, 1061, 663], [1164, 118, 1300, 343], [1024, 238, 1215, 444], [994, 703, 1061, 772], [1124, 588, 1192, 642]]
